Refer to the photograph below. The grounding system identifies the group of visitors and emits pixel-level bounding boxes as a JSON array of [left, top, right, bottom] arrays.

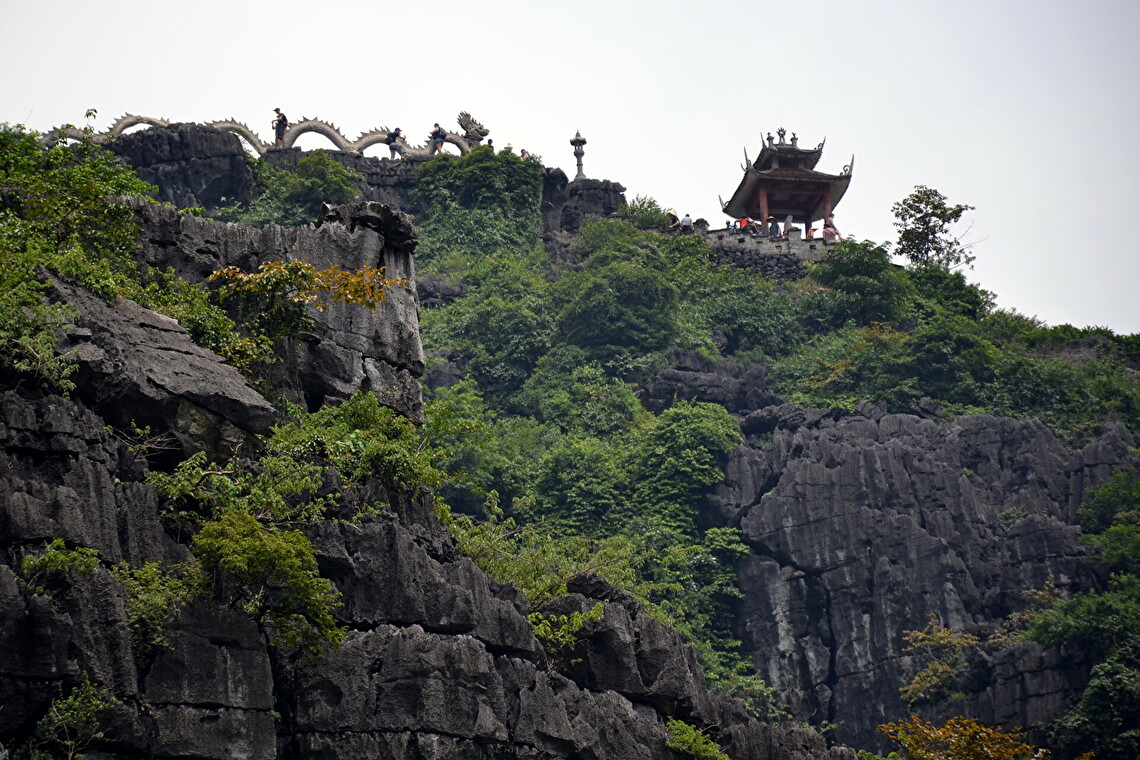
[[726, 213, 842, 242], [667, 209, 695, 234], [270, 108, 454, 160]]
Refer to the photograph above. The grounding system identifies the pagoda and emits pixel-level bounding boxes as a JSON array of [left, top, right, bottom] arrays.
[[720, 128, 853, 232]]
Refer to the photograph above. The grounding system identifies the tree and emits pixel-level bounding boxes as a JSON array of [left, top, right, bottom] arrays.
[[878, 715, 1055, 760], [892, 185, 975, 268], [554, 260, 680, 362], [812, 239, 916, 327], [193, 510, 345, 655], [413, 145, 543, 250], [28, 674, 120, 760]]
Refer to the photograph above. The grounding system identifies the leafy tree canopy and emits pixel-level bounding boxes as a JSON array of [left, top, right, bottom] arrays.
[[892, 184, 975, 268]]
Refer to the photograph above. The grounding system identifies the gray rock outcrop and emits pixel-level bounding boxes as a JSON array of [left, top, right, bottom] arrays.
[[126, 197, 425, 420], [0, 388, 847, 760], [108, 122, 255, 211], [709, 403, 1135, 750], [47, 275, 276, 460]]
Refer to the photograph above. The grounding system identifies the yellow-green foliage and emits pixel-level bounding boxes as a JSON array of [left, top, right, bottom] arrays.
[[450, 504, 639, 608], [529, 603, 603, 664], [899, 614, 979, 705], [193, 510, 344, 655], [664, 718, 730, 760], [27, 673, 120, 760], [878, 715, 1069, 760]]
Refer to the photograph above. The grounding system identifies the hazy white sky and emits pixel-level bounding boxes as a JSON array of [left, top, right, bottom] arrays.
[[3, 0, 1138, 333]]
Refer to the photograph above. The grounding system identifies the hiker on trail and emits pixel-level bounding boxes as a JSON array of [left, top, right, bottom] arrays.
[[386, 128, 404, 159], [272, 108, 288, 148], [431, 123, 446, 155]]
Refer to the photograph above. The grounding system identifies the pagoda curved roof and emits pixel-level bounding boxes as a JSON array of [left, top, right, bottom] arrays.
[[721, 156, 854, 221]]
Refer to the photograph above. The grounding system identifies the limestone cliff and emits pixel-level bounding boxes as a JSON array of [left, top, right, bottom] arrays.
[[0, 199, 848, 759], [656, 357, 1135, 751]]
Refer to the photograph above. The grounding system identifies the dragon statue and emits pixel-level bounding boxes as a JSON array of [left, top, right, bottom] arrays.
[[43, 112, 491, 159]]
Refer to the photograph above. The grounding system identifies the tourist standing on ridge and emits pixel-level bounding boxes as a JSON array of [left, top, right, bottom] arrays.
[[272, 108, 288, 149], [680, 213, 693, 234], [823, 214, 842, 242], [431, 123, 445, 155], [768, 216, 781, 238], [386, 128, 404, 159]]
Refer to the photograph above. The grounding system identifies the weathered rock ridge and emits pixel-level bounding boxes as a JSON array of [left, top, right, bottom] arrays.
[[714, 402, 1134, 750], [125, 197, 425, 420], [0, 390, 850, 760], [1, 192, 847, 758]]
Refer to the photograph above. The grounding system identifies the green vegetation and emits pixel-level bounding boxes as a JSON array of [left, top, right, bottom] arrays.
[[0, 120, 155, 390], [21, 673, 119, 760], [19, 539, 100, 595], [147, 391, 453, 655], [892, 184, 975, 269], [193, 510, 344, 654], [0, 122, 397, 389], [214, 150, 362, 226], [1021, 468, 1140, 760], [898, 613, 980, 705], [110, 561, 203, 663], [664, 718, 730, 760], [529, 603, 604, 666]]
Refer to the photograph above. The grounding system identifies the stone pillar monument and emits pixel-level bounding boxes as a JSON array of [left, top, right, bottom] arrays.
[[570, 130, 587, 180]]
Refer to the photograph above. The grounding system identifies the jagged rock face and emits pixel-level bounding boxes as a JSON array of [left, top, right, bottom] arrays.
[[47, 275, 276, 460], [0, 391, 848, 760], [127, 198, 426, 420], [708, 405, 1136, 751], [638, 351, 783, 416], [108, 123, 255, 211]]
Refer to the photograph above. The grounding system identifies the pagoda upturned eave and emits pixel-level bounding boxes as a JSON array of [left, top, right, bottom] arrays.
[[721, 161, 853, 223]]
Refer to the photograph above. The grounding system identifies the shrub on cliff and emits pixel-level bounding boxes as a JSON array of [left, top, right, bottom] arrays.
[[413, 145, 543, 253], [0, 121, 155, 390], [214, 150, 362, 226]]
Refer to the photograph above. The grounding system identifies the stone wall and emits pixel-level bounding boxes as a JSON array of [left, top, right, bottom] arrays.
[[704, 228, 832, 280]]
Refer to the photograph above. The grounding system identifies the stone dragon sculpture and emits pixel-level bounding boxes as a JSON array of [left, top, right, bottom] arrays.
[[44, 111, 490, 158]]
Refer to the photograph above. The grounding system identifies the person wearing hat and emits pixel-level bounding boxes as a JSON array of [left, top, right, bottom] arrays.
[[768, 216, 781, 238], [272, 108, 288, 149], [386, 128, 404, 159]]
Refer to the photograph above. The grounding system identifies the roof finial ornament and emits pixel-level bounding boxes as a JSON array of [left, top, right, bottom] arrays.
[[777, 127, 787, 145], [766, 132, 774, 148], [791, 132, 798, 147]]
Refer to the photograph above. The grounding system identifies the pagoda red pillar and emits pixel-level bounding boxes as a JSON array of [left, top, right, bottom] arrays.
[[758, 187, 769, 224]]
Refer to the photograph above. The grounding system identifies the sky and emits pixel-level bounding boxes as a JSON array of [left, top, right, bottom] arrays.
[[3, 0, 1138, 333]]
